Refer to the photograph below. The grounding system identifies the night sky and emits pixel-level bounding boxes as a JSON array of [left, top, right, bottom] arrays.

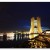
[[0, 2, 50, 32]]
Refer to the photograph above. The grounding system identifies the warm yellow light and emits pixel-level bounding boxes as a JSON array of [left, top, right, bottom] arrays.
[[29, 34, 32, 39], [29, 17, 42, 39], [29, 33, 39, 39], [34, 34, 39, 37]]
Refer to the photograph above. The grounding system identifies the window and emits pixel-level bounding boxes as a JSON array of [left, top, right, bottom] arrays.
[[34, 20, 37, 26]]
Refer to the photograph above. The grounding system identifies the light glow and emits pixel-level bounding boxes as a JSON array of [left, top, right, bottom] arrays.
[[46, 31, 50, 33], [7, 32, 15, 40]]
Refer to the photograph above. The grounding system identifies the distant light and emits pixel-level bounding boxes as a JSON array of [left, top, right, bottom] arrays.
[[46, 31, 50, 33], [0, 33, 3, 36], [7, 32, 15, 40]]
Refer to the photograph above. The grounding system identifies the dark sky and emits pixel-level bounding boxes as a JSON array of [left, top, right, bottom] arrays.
[[0, 2, 50, 32]]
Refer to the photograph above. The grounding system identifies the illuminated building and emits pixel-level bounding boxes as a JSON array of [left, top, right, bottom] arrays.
[[28, 17, 43, 47], [29, 17, 42, 39]]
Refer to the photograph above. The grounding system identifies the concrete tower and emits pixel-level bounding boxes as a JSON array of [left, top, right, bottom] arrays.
[[29, 17, 42, 39]]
